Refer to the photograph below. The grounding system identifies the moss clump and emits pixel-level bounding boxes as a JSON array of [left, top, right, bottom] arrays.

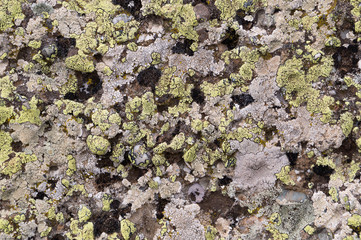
[[86, 135, 111, 155]]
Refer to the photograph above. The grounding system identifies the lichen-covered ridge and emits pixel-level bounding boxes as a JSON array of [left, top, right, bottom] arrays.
[[1, 0, 361, 239]]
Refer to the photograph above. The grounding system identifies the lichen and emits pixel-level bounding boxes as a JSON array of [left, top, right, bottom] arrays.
[[276, 166, 295, 186], [86, 135, 111, 155], [65, 55, 95, 73], [120, 219, 136, 240]]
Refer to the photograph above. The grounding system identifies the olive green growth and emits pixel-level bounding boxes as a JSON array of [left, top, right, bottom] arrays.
[[86, 135, 111, 155], [121, 219, 136, 240]]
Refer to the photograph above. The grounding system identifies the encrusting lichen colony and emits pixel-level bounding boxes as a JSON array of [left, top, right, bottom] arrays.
[[1, 0, 361, 239]]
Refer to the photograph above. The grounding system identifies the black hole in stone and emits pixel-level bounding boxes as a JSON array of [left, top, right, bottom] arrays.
[[221, 27, 239, 50], [286, 152, 298, 166], [191, 86, 205, 104], [93, 213, 120, 237], [56, 36, 76, 58], [218, 176, 232, 186], [64, 92, 77, 100], [235, 11, 253, 30], [312, 165, 334, 177], [94, 53, 103, 62], [136, 66, 162, 91], [51, 234, 65, 240], [110, 199, 120, 210], [34, 191, 47, 200], [49, 165, 58, 171], [230, 93, 254, 109], [156, 196, 170, 219], [172, 39, 194, 56], [112, 0, 142, 18], [11, 141, 23, 152], [75, 71, 102, 101]]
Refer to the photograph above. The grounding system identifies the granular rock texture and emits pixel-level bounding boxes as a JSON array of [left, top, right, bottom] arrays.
[[1, 0, 361, 239]]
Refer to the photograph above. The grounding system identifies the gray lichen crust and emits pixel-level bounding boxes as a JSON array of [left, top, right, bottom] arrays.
[[1, 0, 361, 239]]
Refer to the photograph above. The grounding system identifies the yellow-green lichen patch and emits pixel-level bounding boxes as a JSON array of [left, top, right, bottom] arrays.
[[304, 225, 315, 235], [66, 155, 77, 176], [65, 55, 95, 73], [0, 219, 14, 234], [102, 194, 113, 211], [276, 56, 335, 122], [0, 76, 16, 100], [339, 112, 354, 137], [1, 152, 37, 176], [91, 109, 112, 131], [56, 100, 85, 116], [0, 0, 25, 32], [348, 214, 361, 232], [1, 130, 16, 165], [13, 97, 42, 125], [66, 220, 94, 240], [40, 227, 52, 237], [201, 79, 234, 98], [59, 74, 78, 95], [110, 142, 125, 163], [121, 219, 136, 240], [0, 106, 14, 125], [169, 133, 185, 150], [183, 144, 198, 163], [28, 40, 42, 49], [215, 0, 261, 21], [316, 156, 336, 169], [276, 166, 295, 186], [86, 135, 111, 155], [325, 36, 341, 47], [78, 206, 92, 223], [143, 0, 198, 41], [152, 154, 166, 166], [205, 225, 218, 240], [127, 42, 138, 52]]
